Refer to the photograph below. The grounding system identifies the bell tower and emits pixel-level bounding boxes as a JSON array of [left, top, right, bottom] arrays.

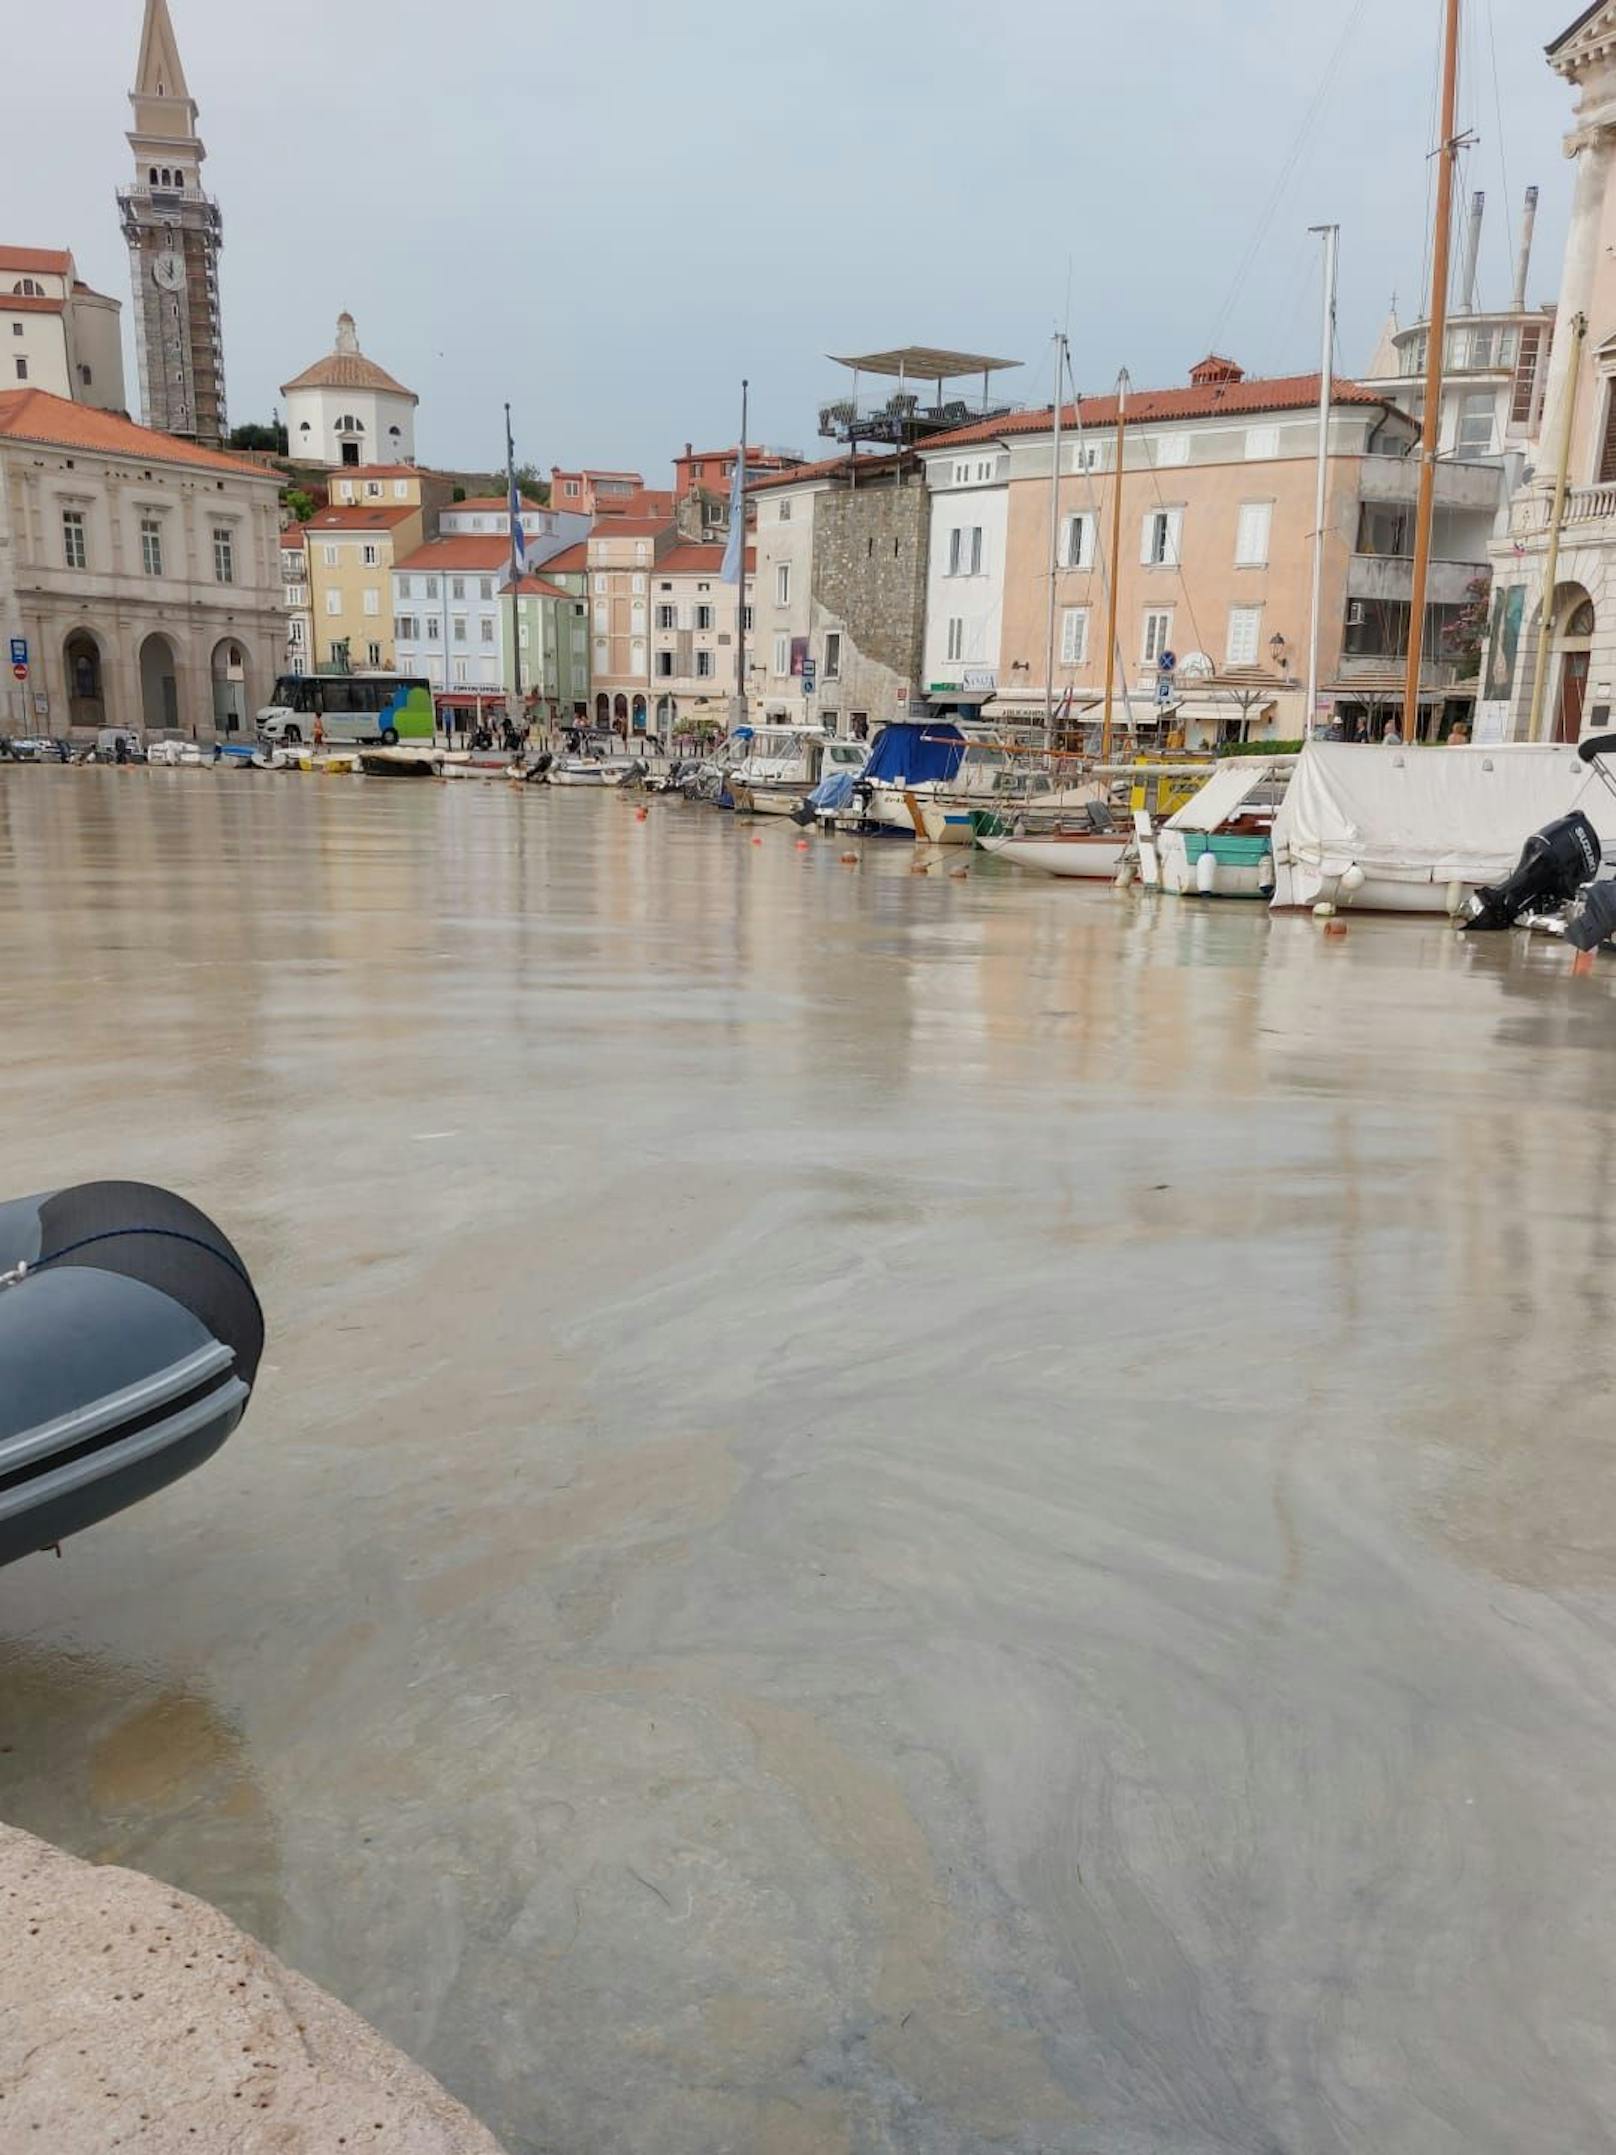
[[116, 0, 226, 446]]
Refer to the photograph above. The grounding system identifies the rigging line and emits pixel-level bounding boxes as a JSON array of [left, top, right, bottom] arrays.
[[1204, 0, 1372, 356], [1418, 0, 1442, 318], [1484, 0, 1513, 302]]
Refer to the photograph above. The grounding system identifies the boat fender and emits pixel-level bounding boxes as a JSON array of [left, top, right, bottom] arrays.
[[1258, 853, 1276, 897], [1195, 849, 1218, 896], [0, 1181, 263, 1566], [1339, 863, 1366, 896], [1313, 901, 1335, 919]]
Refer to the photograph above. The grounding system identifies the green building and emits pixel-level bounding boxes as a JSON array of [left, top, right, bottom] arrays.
[[501, 560, 589, 724]]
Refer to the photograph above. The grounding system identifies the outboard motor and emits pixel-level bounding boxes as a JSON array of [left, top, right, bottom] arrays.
[[1467, 810, 1602, 931], [0, 1182, 262, 1566], [1563, 877, 1616, 952]]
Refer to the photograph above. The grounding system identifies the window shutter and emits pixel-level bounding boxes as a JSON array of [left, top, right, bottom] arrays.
[[1165, 509, 1183, 567], [1235, 502, 1270, 566], [948, 528, 962, 575], [1140, 513, 1156, 566], [1598, 385, 1616, 484], [1227, 605, 1261, 665], [1060, 608, 1085, 664]]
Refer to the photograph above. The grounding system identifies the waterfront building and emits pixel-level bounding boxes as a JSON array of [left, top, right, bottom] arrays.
[[116, 0, 226, 446], [549, 466, 644, 516], [927, 355, 1494, 745], [281, 314, 417, 471], [746, 450, 927, 737], [391, 534, 508, 692], [303, 467, 446, 672], [436, 494, 591, 564], [0, 247, 125, 413], [1479, 5, 1616, 742], [0, 386, 281, 738], [504, 575, 590, 723], [585, 517, 671, 735], [279, 524, 310, 675], [648, 541, 754, 734]]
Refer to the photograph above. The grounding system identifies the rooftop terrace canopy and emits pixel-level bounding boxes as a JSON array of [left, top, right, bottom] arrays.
[[827, 347, 1020, 381]]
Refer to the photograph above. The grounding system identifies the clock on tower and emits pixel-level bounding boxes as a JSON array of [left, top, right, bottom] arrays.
[[115, 0, 226, 446]]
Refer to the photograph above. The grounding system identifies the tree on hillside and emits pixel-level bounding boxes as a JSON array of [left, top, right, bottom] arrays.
[[282, 487, 316, 522], [230, 420, 289, 454]]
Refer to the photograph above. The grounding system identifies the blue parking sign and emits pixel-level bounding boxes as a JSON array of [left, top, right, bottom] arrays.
[[8, 638, 26, 667]]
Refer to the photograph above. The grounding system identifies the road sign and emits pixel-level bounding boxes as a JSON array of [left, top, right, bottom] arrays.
[[11, 664, 26, 683], [1155, 674, 1174, 706], [8, 638, 26, 668], [801, 659, 817, 694], [1157, 648, 1177, 673]]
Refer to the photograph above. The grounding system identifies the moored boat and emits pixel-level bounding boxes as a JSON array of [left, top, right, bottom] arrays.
[[358, 748, 441, 779], [729, 727, 867, 815]]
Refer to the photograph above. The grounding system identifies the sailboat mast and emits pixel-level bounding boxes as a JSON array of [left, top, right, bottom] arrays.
[[1401, 0, 1462, 744], [1044, 333, 1066, 748], [1305, 224, 1339, 741], [1100, 370, 1128, 763]]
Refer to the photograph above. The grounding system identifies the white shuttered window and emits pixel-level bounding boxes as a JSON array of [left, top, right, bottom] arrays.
[[1226, 604, 1262, 665], [1234, 501, 1272, 567], [1060, 607, 1089, 665], [1140, 508, 1182, 566]]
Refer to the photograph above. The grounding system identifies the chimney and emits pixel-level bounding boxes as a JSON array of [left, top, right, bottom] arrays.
[[1457, 190, 1484, 314], [1513, 185, 1539, 311]]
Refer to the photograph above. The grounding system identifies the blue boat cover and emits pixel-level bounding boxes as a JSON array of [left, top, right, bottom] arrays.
[[862, 722, 966, 786], [806, 768, 858, 812]]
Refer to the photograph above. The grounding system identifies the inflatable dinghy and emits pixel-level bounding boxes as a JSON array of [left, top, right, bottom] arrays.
[[0, 1182, 263, 1567]]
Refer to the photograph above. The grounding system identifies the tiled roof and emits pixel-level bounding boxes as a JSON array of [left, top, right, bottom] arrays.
[[279, 526, 308, 551], [657, 543, 755, 574], [537, 542, 587, 572], [393, 534, 512, 571], [0, 387, 270, 476], [0, 294, 66, 316], [71, 281, 117, 304], [597, 489, 674, 520], [509, 575, 574, 599], [281, 352, 417, 399], [306, 502, 420, 533], [587, 517, 668, 539], [0, 246, 72, 277], [747, 450, 913, 493], [918, 372, 1393, 452]]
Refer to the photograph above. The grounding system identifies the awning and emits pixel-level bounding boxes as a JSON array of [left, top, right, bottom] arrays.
[[1165, 695, 1278, 728]]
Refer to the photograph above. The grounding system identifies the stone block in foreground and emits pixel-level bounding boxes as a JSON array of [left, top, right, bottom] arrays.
[[0, 1822, 505, 2153]]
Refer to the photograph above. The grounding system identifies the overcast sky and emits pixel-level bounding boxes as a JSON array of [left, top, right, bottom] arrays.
[[0, 0, 1584, 481]]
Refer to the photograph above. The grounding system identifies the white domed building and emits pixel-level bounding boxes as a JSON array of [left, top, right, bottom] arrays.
[[280, 311, 417, 470]]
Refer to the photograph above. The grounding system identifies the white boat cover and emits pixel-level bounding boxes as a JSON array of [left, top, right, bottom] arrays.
[[1164, 757, 1288, 833], [1269, 741, 1616, 907]]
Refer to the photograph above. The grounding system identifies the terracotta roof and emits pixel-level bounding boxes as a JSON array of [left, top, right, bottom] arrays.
[[537, 542, 587, 572], [0, 246, 72, 277], [281, 351, 417, 400], [596, 489, 674, 520], [71, 281, 117, 304], [0, 387, 270, 476], [657, 543, 755, 574], [306, 502, 420, 533], [509, 574, 574, 599], [278, 527, 308, 552], [747, 449, 913, 493], [917, 372, 1395, 453], [587, 517, 668, 539], [331, 463, 424, 480], [1, 294, 66, 316], [392, 534, 512, 571]]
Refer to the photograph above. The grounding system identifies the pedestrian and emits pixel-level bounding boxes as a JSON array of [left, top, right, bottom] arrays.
[[1381, 719, 1402, 744], [1447, 721, 1471, 746], [312, 713, 325, 749]]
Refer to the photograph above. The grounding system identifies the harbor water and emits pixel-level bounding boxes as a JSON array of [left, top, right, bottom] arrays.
[[3, 768, 1616, 2154]]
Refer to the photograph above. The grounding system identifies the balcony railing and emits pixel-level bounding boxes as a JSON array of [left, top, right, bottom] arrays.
[[818, 391, 1019, 447], [1511, 482, 1616, 535]]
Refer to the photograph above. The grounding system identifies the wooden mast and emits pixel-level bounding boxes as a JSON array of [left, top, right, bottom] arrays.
[[1100, 370, 1128, 762], [1401, 0, 1462, 743]]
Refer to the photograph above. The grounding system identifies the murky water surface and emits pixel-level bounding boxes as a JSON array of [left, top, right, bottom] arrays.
[[4, 768, 1616, 2154]]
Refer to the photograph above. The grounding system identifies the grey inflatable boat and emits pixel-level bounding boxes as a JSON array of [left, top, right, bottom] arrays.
[[0, 1181, 263, 1567]]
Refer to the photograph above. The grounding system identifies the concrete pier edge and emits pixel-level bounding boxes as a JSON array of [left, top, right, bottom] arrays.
[[0, 1820, 505, 2152]]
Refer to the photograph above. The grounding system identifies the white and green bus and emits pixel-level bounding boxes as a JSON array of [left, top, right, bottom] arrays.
[[256, 674, 435, 746]]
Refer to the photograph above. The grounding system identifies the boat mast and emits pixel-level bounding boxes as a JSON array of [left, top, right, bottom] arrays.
[[735, 377, 749, 730], [1100, 370, 1128, 763], [1401, 0, 1462, 745], [1305, 224, 1338, 741], [1044, 332, 1066, 749]]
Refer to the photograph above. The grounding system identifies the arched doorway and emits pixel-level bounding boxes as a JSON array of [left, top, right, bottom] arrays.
[[211, 638, 248, 737], [594, 691, 610, 726], [631, 694, 647, 734], [64, 630, 105, 730], [139, 632, 178, 733], [1553, 588, 1595, 743]]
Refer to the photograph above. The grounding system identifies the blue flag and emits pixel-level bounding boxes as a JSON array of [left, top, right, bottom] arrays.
[[509, 474, 528, 581], [720, 449, 746, 584]]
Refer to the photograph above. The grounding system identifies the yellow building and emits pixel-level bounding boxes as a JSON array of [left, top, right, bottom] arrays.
[[303, 468, 447, 671]]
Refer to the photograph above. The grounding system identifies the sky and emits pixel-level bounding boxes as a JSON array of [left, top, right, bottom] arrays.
[[0, 0, 1586, 482]]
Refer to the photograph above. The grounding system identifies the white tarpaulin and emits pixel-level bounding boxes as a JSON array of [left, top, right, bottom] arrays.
[[1269, 741, 1616, 910]]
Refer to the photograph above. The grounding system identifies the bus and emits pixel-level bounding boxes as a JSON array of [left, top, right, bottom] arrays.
[[256, 674, 435, 746]]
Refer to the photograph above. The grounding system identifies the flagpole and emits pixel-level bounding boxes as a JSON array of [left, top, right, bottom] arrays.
[[506, 401, 523, 712], [735, 377, 749, 730]]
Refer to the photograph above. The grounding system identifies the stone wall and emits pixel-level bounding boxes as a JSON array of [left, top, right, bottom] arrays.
[[811, 475, 930, 697]]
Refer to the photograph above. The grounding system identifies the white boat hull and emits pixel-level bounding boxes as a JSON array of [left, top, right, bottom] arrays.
[[979, 832, 1128, 879]]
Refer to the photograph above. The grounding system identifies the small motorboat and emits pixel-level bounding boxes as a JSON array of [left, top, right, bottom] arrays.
[[974, 799, 1131, 879], [440, 750, 518, 782], [0, 1180, 264, 1566], [358, 748, 441, 779], [551, 754, 646, 788]]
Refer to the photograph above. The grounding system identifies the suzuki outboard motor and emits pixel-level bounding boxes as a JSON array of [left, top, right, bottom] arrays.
[[0, 1182, 263, 1567], [1564, 877, 1616, 952], [1468, 810, 1602, 931]]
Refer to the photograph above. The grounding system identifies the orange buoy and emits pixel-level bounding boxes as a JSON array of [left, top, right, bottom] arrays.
[[751, 835, 763, 846], [1323, 919, 1348, 938], [634, 806, 648, 822], [795, 838, 810, 851]]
